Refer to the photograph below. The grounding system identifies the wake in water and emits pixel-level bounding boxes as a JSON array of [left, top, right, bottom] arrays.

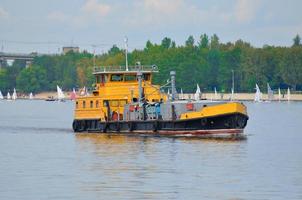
[[0, 125, 72, 134]]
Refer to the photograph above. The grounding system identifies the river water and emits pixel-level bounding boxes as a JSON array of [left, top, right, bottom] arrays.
[[0, 100, 301, 200]]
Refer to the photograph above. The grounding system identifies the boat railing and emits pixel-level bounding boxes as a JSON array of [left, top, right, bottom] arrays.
[[93, 65, 159, 73]]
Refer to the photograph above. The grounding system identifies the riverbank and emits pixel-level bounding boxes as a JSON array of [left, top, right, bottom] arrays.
[[32, 91, 302, 101]]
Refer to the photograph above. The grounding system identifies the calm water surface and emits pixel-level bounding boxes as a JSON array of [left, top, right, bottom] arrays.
[[0, 100, 301, 200]]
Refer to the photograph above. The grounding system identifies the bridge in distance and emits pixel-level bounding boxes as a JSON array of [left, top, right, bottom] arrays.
[[0, 52, 51, 68]]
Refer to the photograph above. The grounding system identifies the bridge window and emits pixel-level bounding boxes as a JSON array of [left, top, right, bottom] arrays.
[[103, 99, 127, 107], [109, 100, 119, 107], [143, 74, 150, 81], [96, 75, 107, 83], [111, 74, 123, 82], [124, 74, 136, 81], [96, 75, 100, 83], [96, 100, 99, 108], [83, 101, 86, 108], [119, 100, 127, 107]]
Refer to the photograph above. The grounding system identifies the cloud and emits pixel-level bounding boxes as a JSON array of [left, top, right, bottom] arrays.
[[234, 0, 260, 23], [47, 11, 70, 23], [47, 0, 111, 27], [123, 0, 260, 29], [0, 6, 9, 19], [143, 0, 182, 15], [81, 0, 111, 17], [125, 0, 206, 28]]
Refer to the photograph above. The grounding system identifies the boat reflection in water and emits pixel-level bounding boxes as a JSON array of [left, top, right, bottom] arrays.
[[74, 133, 248, 199]]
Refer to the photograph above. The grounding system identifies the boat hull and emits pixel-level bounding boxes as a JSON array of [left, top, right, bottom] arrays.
[[73, 113, 248, 138]]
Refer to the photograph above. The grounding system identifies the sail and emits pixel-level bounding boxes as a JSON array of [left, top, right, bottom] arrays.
[[57, 85, 65, 100], [214, 87, 218, 99], [12, 88, 17, 100], [70, 88, 76, 100], [254, 84, 262, 102], [278, 88, 281, 101], [180, 88, 183, 99], [80, 86, 87, 96], [231, 88, 234, 101], [29, 92, 33, 100], [0, 91, 3, 99], [195, 84, 201, 101], [7, 92, 11, 100], [287, 88, 291, 101], [267, 83, 274, 101]]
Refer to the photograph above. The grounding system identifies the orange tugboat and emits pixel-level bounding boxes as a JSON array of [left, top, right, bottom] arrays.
[[72, 62, 248, 138]]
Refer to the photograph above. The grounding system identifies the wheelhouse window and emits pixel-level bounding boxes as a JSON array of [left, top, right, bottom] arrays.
[[103, 99, 128, 107], [124, 74, 136, 82], [96, 75, 108, 84], [109, 100, 119, 107], [90, 101, 93, 108], [110, 74, 123, 82], [143, 74, 151, 81], [119, 100, 127, 107], [96, 75, 100, 83]]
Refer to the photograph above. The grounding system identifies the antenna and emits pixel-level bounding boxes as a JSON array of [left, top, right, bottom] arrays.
[[124, 36, 128, 71], [92, 45, 96, 68]]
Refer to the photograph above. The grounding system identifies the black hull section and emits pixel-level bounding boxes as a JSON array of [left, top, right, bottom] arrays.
[[73, 113, 248, 137]]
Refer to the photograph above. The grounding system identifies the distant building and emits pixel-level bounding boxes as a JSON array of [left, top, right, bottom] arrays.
[[62, 46, 79, 54]]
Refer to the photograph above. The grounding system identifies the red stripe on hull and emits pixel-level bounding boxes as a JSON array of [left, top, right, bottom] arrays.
[[99, 129, 245, 139]]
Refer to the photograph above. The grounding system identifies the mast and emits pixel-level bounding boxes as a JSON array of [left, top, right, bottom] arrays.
[[170, 71, 176, 101], [137, 71, 143, 103], [124, 37, 129, 71]]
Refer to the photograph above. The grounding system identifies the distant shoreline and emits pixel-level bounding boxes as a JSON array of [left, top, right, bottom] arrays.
[[30, 91, 302, 101]]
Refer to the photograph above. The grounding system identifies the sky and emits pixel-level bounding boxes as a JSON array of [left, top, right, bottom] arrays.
[[0, 0, 301, 54]]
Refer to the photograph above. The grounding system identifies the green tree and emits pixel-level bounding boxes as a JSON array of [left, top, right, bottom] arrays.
[[16, 65, 47, 93], [185, 35, 195, 47], [293, 34, 301, 46], [198, 34, 209, 49], [210, 34, 220, 49], [0, 68, 9, 92], [161, 37, 172, 49], [108, 45, 122, 55]]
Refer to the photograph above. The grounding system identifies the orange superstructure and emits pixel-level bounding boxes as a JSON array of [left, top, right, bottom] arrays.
[[74, 65, 167, 121]]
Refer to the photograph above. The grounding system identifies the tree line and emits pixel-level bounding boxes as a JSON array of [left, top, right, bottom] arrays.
[[0, 34, 301, 94]]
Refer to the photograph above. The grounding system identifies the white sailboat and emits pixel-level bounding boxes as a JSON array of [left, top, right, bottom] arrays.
[[254, 84, 262, 102], [57, 85, 65, 101], [287, 88, 291, 101], [29, 92, 33, 100], [278, 88, 281, 101], [195, 84, 201, 101], [231, 88, 234, 101], [0, 91, 3, 100], [7, 92, 11, 100], [70, 88, 76, 100], [80, 86, 88, 96], [267, 83, 274, 101], [180, 88, 184, 100], [12, 88, 17, 100], [214, 87, 218, 100]]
